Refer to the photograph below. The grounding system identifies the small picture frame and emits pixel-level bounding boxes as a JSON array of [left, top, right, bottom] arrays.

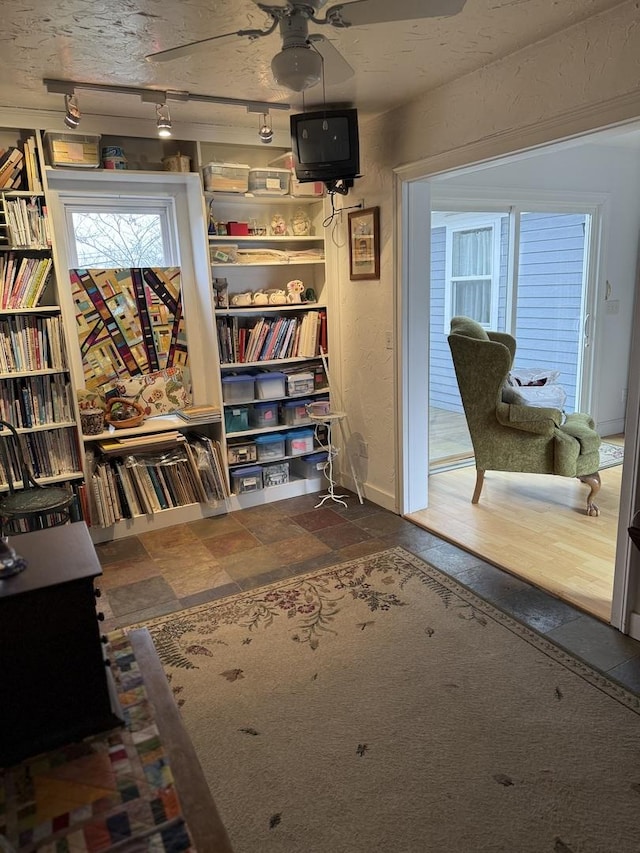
[[348, 206, 380, 280]]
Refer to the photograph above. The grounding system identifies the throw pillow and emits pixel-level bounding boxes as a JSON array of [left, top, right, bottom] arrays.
[[102, 366, 191, 416]]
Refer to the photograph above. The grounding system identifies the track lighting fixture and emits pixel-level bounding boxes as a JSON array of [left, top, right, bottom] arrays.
[[64, 93, 81, 129], [156, 103, 172, 137], [258, 113, 273, 144]]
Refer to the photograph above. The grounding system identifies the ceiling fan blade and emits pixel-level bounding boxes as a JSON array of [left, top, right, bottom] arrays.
[[324, 0, 467, 27], [146, 27, 267, 63], [308, 34, 355, 85]]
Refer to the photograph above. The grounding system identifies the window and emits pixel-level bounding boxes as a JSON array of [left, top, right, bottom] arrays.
[[442, 214, 503, 331], [64, 197, 179, 268]]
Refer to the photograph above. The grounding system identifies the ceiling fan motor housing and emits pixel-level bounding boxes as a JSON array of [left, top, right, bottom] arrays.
[[271, 13, 323, 91]]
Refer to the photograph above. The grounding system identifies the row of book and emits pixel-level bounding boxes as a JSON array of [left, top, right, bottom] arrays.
[[0, 148, 24, 190], [87, 435, 229, 527], [0, 139, 42, 192], [3, 196, 50, 248], [217, 309, 327, 364], [0, 425, 81, 485], [0, 253, 53, 308], [0, 314, 67, 373], [0, 374, 73, 429]]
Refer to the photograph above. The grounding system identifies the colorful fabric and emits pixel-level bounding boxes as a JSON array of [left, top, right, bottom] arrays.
[[102, 366, 192, 417], [0, 631, 193, 852]]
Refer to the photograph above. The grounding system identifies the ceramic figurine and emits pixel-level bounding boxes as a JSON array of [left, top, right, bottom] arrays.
[[231, 291, 253, 307], [270, 214, 287, 236], [268, 289, 287, 305], [253, 291, 269, 305], [286, 279, 305, 303], [291, 209, 311, 236]]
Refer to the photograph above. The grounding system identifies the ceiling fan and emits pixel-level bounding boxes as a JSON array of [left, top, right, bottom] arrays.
[[146, 0, 468, 93]]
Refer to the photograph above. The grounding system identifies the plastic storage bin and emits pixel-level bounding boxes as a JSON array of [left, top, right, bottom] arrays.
[[286, 371, 314, 396], [291, 451, 329, 479], [268, 151, 294, 170], [227, 440, 257, 465], [44, 132, 101, 167], [225, 406, 249, 433], [255, 371, 286, 400], [291, 177, 325, 198], [285, 429, 315, 456], [306, 396, 331, 418], [231, 465, 263, 494], [203, 162, 250, 193], [282, 399, 312, 425], [248, 167, 291, 196], [255, 433, 286, 461], [222, 374, 255, 403], [263, 461, 290, 487], [249, 400, 279, 428]]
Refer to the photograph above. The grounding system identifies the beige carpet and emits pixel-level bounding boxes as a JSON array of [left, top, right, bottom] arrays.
[[141, 547, 640, 853]]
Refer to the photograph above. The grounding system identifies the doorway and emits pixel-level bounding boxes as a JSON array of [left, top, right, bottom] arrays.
[[429, 205, 596, 471]]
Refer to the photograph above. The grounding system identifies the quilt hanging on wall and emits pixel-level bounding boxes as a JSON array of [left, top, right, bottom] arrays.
[[70, 267, 188, 391]]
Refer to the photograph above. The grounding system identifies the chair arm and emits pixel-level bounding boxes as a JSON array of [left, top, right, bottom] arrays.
[[495, 401, 563, 436]]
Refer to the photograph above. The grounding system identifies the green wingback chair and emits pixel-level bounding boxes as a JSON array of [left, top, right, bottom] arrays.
[[447, 316, 601, 516]]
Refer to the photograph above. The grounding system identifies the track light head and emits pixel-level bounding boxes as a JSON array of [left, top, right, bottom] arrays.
[[64, 93, 81, 129], [258, 113, 273, 144], [156, 103, 172, 137]]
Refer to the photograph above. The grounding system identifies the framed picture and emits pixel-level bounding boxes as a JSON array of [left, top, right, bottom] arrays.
[[348, 206, 380, 280]]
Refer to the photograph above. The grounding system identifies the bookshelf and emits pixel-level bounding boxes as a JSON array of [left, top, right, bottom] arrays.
[[0, 128, 84, 530]]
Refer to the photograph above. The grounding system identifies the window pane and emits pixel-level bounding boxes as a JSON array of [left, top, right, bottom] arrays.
[[452, 227, 492, 277], [453, 279, 491, 323], [71, 212, 167, 267]]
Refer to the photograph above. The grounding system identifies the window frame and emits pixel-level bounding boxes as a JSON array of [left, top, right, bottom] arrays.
[[63, 195, 180, 269], [441, 212, 503, 333]]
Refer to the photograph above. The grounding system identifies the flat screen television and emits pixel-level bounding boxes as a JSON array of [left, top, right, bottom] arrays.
[[290, 108, 359, 188]]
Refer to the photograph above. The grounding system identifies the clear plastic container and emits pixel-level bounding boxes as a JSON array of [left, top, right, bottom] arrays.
[[224, 406, 249, 433], [285, 429, 315, 456], [227, 441, 257, 465], [255, 371, 286, 400], [281, 399, 312, 425], [291, 451, 329, 479], [203, 162, 250, 193], [255, 433, 286, 461], [249, 400, 279, 427], [248, 167, 291, 196], [231, 465, 263, 493], [222, 374, 255, 403], [286, 371, 314, 396]]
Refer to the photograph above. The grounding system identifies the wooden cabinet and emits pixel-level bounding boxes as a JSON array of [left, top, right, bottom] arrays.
[[0, 522, 120, 766]]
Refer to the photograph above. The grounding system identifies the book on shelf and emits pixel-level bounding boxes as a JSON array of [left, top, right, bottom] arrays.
[[0, 148, 24, 190], [96, 430, 185, 456], [175, 404, 221, 422]]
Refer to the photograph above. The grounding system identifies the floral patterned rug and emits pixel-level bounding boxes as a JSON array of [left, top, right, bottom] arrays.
[[141, 547, 640, 853], [599, 441, 624, 470]]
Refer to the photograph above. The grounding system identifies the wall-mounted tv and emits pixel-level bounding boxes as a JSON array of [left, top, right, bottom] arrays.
[[290, 108, 360, 190]]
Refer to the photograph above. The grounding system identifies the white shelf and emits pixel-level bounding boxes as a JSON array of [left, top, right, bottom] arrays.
[[13, 420, 77, 434], [0, 471, 84, 493], [0, 245, 50, 252], [0, 306, 60, 314], [226, 422, 315, 439], [220, 355, 324, 369], [206, 192, 324, 205], [82, 412, 221, 442], [210, 235, 322, 243], [216, 304, 325, 316], [222, 388, 328, 407], [0, 368, 68, 378]]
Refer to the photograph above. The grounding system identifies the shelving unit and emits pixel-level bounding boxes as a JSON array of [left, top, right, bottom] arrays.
[[0, 128, 84, 529]]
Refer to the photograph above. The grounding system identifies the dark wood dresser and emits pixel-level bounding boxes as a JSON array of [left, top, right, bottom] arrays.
[[0, 522, 121, 767]]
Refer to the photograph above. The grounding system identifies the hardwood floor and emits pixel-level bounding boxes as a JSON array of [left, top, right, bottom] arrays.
[[409, 446, 623, 623]]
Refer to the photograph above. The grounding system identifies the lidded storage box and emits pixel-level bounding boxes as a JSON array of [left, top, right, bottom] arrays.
[[263, 461, 289, 487], [222, 374, 255, 404], [45, 132, 101, 168], [227, 440, 257, 465], [231, 465, 263, 494], [224, 406, 249, 433], [203, 162, 250, 193], [286, 371, 314, 396], [291, 451, 329, 479], [255, 433, 286, 462], [282, 399, 312, 425], [248, 168, 291, 196], [255, 372, 286, 400], [285, 428, 315, 456], [249, 400, 279, 428]]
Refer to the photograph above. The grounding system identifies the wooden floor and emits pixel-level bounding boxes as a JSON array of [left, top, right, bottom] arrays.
[[409, 445, 623, 623]]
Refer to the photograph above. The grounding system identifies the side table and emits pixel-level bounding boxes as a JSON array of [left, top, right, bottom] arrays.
[[0, 522, 121, 767], [306, 406, 364, 508]]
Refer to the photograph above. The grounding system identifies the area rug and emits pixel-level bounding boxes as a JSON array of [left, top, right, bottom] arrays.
[[599, 440, 624, 469], [141, 547, 640, 853], [0, 631, 193, 852]]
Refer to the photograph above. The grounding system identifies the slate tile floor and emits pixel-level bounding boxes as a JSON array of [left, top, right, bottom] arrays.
[[96, 490, 640, 695]]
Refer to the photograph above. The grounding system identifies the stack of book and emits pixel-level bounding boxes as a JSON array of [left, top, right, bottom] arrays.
[[216, 309, 327, 364], [86, 435, 229, 527], [3, 197, 50, 247], [175, 404, 221, 423], [0, 148, 24, 190]]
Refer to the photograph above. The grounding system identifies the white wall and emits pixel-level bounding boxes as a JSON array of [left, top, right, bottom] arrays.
[[333, 0, 640, 511]]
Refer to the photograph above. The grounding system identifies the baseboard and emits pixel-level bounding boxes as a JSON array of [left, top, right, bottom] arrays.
[[340, 473, 398, 513], [598, 419, 625, 438]]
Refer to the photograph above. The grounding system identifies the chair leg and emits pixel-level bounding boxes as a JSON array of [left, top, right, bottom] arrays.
[[578, 472, 601, 517], [472, 469, 485, 504]]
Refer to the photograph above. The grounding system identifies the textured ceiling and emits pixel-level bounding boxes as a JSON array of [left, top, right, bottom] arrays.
[[0, 0, 628, 133]]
